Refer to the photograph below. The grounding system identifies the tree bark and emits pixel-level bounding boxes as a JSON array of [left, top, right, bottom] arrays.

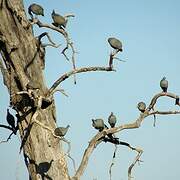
[[0, 0, 69, 179]]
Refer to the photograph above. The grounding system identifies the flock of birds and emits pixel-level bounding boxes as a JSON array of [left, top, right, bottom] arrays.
[[5, 77, 169, 138], [5, 3, 169, 138], [28, 3, 123, 51], [92, 112, 117, 132], [92, 77, 169, 131], [28, 3, 67, 28]]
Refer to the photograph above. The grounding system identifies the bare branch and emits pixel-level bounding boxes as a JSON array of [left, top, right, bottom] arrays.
[[0, 124, 14, 131], [109, 145, 118, 180], [41, 43, 60, 48], [51, 88, 69, 97], [37, 32, 61, 48], [149, 110, 180, 116], [72, 91, 180, 180], [0, 132, 14, 144], [64, 14, 75, 18], [60, 35, 77, 84], [32, 19, 77, 84], [148, 92, 180, 110], [128, 148, 143, 180], [35, 20, 68, 37], [69, 41, 77, 84], [61, 46, 70, 61], [47, 66, 114, 96]]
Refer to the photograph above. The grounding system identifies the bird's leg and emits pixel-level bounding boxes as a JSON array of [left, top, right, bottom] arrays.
[[152, 107, 157, 127], [109, 52, 114, 69], [175, 96, 180, 105]]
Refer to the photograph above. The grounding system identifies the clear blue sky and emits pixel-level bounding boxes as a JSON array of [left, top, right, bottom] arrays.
[[0, 0, 180, 179]]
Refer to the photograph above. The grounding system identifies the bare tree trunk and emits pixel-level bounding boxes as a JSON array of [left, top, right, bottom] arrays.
[[0, 0, 69, 179]]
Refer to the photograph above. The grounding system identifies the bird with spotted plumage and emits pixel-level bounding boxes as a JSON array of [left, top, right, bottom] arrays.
[[54, 125, 70, 137], [160, 77, 168, 93], [28, 3, 44, 19], [108, 37, 123, 52], [51, 10, 67, 29], [137, 102, 146, 113], [108, 112, 117, 128], [92, 119, 105, 132]]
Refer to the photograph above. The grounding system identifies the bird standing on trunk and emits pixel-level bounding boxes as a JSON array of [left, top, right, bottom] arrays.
[[54, 125, 70, 137]]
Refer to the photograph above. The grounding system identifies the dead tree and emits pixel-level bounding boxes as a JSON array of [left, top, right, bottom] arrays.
[[0, 1, 179, 180], [0, 1, 113, 179]]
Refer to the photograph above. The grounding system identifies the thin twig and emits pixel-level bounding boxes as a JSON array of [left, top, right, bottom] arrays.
[[0, 124, 14, 131], [67, 154, 76, 173], [51, 88, 69, 97], [109, 145, 118, 180], [62, 137, 76, 172], [61, 36, 77, 84], [37, 32, 61, 48], [69, 41, 77, 84], [61, 46, 70, 61], [64, 14, 75, 18], [128, 148, 143, 180], [0, 132, 14, 144]]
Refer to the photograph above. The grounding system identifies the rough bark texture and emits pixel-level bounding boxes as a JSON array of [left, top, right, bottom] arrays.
[[0, 0, 69, 179]]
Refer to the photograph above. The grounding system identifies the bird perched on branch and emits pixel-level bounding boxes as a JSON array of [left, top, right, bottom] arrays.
[[92, 119, 105, 131], [6, 109, 16, 130], [160, 77, 168, 92], [54, 125, 70, 137], [51, 10, 67, 28], [137, 102, 146, 113], [108, 112, 117, 128], [28, 3, 44, 18], [108, 37, 123, 52]]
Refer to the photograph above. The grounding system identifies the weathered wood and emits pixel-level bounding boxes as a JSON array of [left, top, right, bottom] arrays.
[[0, 0, 69, 179]]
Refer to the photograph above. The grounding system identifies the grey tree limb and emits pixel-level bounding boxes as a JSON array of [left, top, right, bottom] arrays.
[[72, 91, 180, 180], [47, 66, 114, 96]]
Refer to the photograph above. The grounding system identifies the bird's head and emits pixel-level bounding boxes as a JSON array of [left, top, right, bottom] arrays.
[[92, 119, 96, 127], [52, 10, 55, 16], [162, 77, 166, 80]]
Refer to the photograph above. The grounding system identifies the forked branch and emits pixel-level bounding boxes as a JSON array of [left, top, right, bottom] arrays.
[[72, 91, 180, 180], [31, 18, 78, 83]]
